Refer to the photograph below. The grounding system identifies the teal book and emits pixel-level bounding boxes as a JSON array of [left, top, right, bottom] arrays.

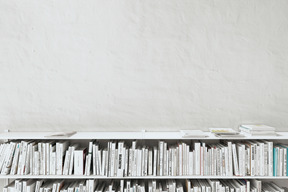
[[273, 147, 278, 176]]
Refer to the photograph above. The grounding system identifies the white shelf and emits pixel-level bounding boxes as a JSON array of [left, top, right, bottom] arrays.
[[0, 175, 287, 179], [0, 131, 287, 140]]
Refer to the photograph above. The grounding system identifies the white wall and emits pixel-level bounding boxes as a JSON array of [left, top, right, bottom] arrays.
[[0, 0, 288, 132]]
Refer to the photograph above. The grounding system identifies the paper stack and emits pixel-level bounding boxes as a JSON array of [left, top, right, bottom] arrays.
[[239, 124, 276, 136]]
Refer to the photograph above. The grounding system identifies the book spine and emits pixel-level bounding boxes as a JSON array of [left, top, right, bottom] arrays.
[[194, 143, 201, 175], [153, 147, 157, 176], [232, 143, 239, 176], [273, 147, 277, 176]]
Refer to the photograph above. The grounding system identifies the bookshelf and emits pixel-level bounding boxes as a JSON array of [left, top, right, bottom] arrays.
[[1, 131, 288, 140], [1, 131, 288, 192]]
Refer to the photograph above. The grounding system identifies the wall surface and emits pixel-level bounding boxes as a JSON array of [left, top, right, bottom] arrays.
[[1, 0, 288, 132]]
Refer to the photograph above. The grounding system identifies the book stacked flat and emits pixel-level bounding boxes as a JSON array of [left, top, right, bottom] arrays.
[[239, 125, 276, 136]]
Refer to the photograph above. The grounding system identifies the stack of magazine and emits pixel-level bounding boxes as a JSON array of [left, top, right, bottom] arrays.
[[239, 125, 276, 136], [209, 128, 243, 137]]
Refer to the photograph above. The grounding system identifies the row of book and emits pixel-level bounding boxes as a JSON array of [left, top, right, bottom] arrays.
[[3, 179, 286, 192], [0, 140, 287, 176]]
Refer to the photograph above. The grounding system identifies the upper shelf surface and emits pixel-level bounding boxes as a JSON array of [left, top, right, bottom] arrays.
[[0, 131, 288, 140]]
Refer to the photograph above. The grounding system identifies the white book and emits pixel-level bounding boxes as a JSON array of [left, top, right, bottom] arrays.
[[250, 143, 256, 176], [92, 144, 97, 175], [259, 142, 265, 176], [101, 150, 107, 176], [114, 148, 118, 176], [42, 143, 46, 175], [167, 148, 171, 176], [232, 143, 239, 176], [35, 180, 44, 192], [87, 180, 94, 192], [0, 144, 9, 173], [148, 149, 153, 175], [24, 143, 32, 175], [110, 142, 116, 177], [237, 144, 242, 176], [263, 143, 268, 176], [30, 143, 38, 175], [117, 142, 125, 177], [224, 147, 228, 176], [74, 147, 87, 175], [63, 150, 70, 175], [26, 182, 36, 192], [19, 141, 28, 175], [124, 148, 128, 176], [130, 141, 137, 176], [107, 142, 111, 176], [37, 143, 43, 175], [1, 142, 16, 175], [212, 147, 216, 176], [55, 142, 61, 175], [49, 144, 56, 175], [97, 150, 102, 176], [185, 144, 189, 176], [204, 145, 208, 176], [279, 148, 283, 176], [84, 154, 89, 176], [34, 151, 40, 175], [163, 143, 167, 176], [173, 147, 177, 176], [50, 152, 56, 175], [158, 141, 164, 176], [242, 144, 246, 176], [10, 143, 21, 175], [128, 148, 133, 176], [246, 147, 250, 176], [166, 149, 169, 176], [46, 143, 51, 175], [136, 149, 142, 176], [56, 141, 69, 175], [132, 146, 137, 177], [256, 145, 260, 176], [178, 143, 183, 176], [85, 141, 93, 176], [266, 141, 273, 176], [227, 142, 233, 176], [189, 151, 193, 175], [201, 143, 205, 176], [143, 148, 148, 176], [141, 148, 145, 176], [68, 144, 77, 175], [194, 143, 201, 175], [153, 147, 157, 176]]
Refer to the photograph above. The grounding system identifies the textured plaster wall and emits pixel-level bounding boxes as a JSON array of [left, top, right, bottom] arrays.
[[1, 0, 288, 132]]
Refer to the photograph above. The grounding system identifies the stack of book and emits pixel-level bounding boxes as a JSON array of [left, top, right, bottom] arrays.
[[239, 125, 276, 136], [3, 179, 286, 192]]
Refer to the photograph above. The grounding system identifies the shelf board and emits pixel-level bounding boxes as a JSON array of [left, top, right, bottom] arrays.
[[0, 131, 287, 140], [0, 175, 288, 179]]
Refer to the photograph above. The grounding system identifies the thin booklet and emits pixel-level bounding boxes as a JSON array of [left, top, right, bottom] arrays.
[[179, 130, 208, 138], [44, 131, 77, 138], [209, 128, 244, 137]]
